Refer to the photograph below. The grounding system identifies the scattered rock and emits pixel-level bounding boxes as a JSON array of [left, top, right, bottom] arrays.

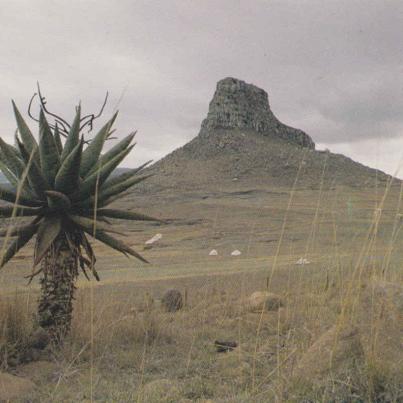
[[145, 233, 162, 245], [214, 340, 238, 353], [293, 325, 363, 385], [161, 289, 183, 312], [142, 378, 181, 402], [248, 291, 284, 312], [296, 257, 310, 265], [0, 371, 35, 401]]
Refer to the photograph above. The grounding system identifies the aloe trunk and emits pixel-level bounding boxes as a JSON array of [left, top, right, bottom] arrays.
[[37, 234, 78, 341]]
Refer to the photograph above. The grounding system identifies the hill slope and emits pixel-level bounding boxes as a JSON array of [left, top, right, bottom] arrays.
[[142, 77, 392, 192], [148, 129, 390, 191]]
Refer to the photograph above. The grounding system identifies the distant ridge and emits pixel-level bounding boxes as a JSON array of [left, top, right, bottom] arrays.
[[0, 168, 130, 185]]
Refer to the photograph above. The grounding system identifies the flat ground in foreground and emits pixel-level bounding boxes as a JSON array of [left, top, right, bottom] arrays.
[[1, 183, 402, 402]]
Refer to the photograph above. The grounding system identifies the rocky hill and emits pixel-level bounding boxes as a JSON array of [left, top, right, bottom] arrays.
[[200, 77, 314, 149], [143, 77, 392, 192]]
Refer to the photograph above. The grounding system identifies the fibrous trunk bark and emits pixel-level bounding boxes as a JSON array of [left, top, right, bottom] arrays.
[[37, 233, 78, 343]]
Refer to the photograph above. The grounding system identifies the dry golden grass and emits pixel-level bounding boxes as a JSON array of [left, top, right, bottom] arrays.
[[0, 178, 402, 402], [2, 268, 401, 401]]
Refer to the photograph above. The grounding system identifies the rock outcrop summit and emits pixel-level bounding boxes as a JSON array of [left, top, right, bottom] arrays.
[[200, 77, 315, 149]]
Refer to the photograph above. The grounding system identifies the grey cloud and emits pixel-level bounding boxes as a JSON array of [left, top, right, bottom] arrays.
[[0, 0, 402, 175]]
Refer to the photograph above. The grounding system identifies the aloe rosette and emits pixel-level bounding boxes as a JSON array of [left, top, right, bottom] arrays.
[[0, 101, 159, 340]]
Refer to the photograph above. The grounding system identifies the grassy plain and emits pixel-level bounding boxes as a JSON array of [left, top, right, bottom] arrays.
[[1, 179, 402, 402]]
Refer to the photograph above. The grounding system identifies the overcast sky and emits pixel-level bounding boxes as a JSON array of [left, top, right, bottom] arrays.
[[1, 0, 402, 177]]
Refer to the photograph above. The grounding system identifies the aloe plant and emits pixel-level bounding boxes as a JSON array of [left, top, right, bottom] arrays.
[[0, 101, 159, 341]]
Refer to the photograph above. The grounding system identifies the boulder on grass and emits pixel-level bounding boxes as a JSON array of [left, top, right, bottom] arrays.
[[248, 291, 284, 312], [214, 340, 238, 353], [161, 289, 183, 312], [0, 372, 35, 401]]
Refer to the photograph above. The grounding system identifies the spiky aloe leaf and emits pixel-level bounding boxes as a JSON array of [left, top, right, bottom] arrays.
[[81, 227, 148, 263], [80, 232, 95, 263], [45, 190, 71, 210], [0, 205, 42, 218], [94, 215, 111, 224], [68, 214, 126, 236], [12, 101, 39, 159], [78, 256, 90, 280], [79, 232, 99, 280], [16, 137, 47, 199], [0, 151, 35, 197], [97, 193, 127, 208], [53, 124, 63, 155], [34, 217, 62, 266], [103, 160, 152, 189], [84, 186, 141, 209], [54, 138, 83, 195], [102, 174, 152, 199], [9, 141, 24, 160], [80, 173, 151, 208], [96, 208, 164, 222], [87, 132, 135, 177], [0, 160, 18, 187], [60, 105, 81, 161], [0, 222, 39, 237], [0, 184, 42, 207], [39, 110, 60, 187], [16, 136, 48, 199], [0, 138, 25, 178], [71, 145, 133, 202], [80, 112, 118, 177], [0, 224, 38, 268]]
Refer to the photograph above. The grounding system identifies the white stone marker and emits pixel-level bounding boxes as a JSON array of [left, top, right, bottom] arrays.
[[296, 257, 310, 265], [145, 233, 162, 245]]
